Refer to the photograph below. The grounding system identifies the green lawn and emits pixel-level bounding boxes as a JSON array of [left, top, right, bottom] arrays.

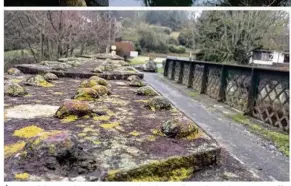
[[4, 49, 33, 58], [130, 56, 165, 65]]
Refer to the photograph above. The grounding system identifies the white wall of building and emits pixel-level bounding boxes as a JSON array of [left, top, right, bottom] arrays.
[[250, 51, 286, 65]]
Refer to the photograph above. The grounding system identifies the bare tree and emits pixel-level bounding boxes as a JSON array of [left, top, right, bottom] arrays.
[[4, 10, 120, 63]]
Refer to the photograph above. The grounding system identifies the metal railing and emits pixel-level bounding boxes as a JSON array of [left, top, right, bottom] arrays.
[[164, 56, 289, 132]]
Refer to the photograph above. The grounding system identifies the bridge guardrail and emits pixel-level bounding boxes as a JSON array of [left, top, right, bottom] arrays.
[[164, 56, 289, 132]]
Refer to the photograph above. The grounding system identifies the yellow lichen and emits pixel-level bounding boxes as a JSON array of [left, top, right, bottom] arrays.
[[13, 125, 44, 138], [101, 97, 129, 106], [24, 94, 33, 97], [115, 126, 125, 132], [4, 141, 26, 158], [147, 135, 156, 141], [130, 131, 140, 136], [53, 92, 63, 95], [32, 130, 63, 145], [78, 133, 87, 137], [15, 173, 30, 180], [83, 127, 97, 133], [93, 115, 110, 121], [151, 128, 164, 136], [106, 109, 115, 117], [186, 130, 203, 140], [100, 122, 120, 129], [61, 115, 78, 123], [93, 140, 101, 145], [11, 79, 23, 83], [106, 155, 198, 181], [108, 169, 120, 175], [82, 115, 91, 119], [135, 100, 149, 103], [76, 124, 86, 128], [130, 167, 193, 181], [39, 81, 54, 87], [171, 108, 179, 113]]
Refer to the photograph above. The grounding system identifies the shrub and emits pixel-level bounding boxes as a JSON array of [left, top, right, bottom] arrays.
[[151, 25, 172, 35], [169, 45, 186, 54], [178, 29, 194, 48], [137, 26, 169, 53], [168, 37, 178, 45], [121, 18, 133, 28]]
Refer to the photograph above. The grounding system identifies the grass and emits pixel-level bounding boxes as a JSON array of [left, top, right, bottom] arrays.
[[228, 113, 289, 157], [4, 49, 33, 58], [188, 91, 199, 98], [130, 56, 150, 65], [130, 56, 165, 65], [157, 67, 164, 74], [170, 32, 180, 39]]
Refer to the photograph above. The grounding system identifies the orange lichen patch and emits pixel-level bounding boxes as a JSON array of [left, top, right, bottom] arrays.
[[4, 141, 26, 158], [100, 122, 120, 129], [15, 173, 30, 180], [13, 125, 44, 138]]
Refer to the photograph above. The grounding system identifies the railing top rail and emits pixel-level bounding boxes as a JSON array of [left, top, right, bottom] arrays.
[[166, 56, 290, 73]]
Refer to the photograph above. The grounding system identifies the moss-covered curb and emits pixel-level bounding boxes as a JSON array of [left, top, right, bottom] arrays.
[[104, 148, 220, 181]]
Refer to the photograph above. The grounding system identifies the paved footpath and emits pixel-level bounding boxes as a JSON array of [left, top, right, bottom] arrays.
[[144, 73, 289, 181]]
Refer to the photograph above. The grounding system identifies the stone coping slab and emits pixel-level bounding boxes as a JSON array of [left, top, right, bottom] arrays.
[[4, 74, 220, 181], [14, 63, 144, 80]]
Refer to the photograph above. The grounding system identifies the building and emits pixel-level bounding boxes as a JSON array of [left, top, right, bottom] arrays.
[[249, 49, 289, 65]]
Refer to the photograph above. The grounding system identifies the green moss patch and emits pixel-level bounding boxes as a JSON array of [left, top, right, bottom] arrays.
[[228, 114, 289, 157]]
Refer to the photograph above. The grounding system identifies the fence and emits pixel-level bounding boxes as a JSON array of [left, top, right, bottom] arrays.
[[164, 56, 289, 132]]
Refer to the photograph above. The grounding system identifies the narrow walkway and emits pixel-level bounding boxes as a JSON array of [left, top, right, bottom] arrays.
[[144, 73, 289, 181]]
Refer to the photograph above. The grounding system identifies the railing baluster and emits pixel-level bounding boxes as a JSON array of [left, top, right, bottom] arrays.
[[187, 63, 195, 88], [200, 64, 208, 94], [178, 62, 184, 84], [246, 68, 259, 115], [171, 61, 176, 80], [218, 65, 227, 102]]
